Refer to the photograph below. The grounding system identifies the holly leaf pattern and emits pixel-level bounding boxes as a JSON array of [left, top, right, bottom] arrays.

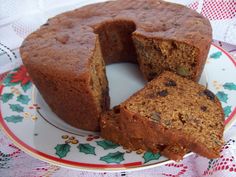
[[3, 74, 18, 87], [224, 106, 232, 117], [1, 93, 14, 103], [96, 140, 119, 150], [55, 143, 71, 158], [16, 94, 30, 105], [100, 151, 124, 164], [4, 115, 23, 123], [9, 104, 24, 112], [143, 151, 161, 163], [5, 82, 19, 87], [210, 52, 222, 59], [22, 82, 32, 92], [78, 143, 96, 155], [223, 83, 236, 91], [216, 91, 228, 103], [13, 67, 20, 72], [3, 74, 12, 85]]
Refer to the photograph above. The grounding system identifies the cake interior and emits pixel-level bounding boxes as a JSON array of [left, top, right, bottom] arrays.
[[89, 39, 109, 113], [90, 19, 200, 112], [133, 37, 199, 81], [94, 20, 137, 64], [90, 20, 137, 112], [122, 72, 224, 154]]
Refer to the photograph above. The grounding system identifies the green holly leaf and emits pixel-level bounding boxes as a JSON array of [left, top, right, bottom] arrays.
[[216, 91, 228, 103], [55, 143, 71, 158], [1, 93, 14, 103], [143, 151, 161, 163], [223, 83, 236, 91], [210, 52, 222, 59], [77, 143, 96, 155], [3, 74, 19, 87], [3, 74, 12, 85], [96, 140, 119, 150], [4, 115, 23, 123], [16, 94, 30, 105], [9, 104, 24, 112], [13, 67, 20, 72], [5, 82, 19, 87], [100, 151, 125, 164], [22, 82, 32, 92], [224, 106, 232, 117]]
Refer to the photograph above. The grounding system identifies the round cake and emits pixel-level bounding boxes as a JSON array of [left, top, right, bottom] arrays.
[[20, 0, 212, 131]]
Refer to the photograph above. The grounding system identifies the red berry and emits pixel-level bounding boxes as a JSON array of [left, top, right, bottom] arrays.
[[86, 137, 93, 141]]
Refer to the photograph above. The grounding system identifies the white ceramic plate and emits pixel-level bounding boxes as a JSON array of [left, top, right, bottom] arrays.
[[0, 44, 236, 172]]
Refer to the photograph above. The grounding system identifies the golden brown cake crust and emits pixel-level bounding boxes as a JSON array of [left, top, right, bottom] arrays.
[[20, 0, 212, 131], [21, 0, 212, 71]]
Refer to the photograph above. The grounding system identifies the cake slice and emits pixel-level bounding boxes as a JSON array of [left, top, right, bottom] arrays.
[[101, 71, 224, 160], [118, 71, 224, 159], [101, 106, 188, 161]]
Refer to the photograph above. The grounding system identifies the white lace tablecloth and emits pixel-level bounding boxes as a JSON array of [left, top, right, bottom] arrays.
[[0, 0, 236, 176]]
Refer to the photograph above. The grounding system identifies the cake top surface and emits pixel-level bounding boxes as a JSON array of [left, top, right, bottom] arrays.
[[20, 0, 212, 76], [121, 71, 224, 154]]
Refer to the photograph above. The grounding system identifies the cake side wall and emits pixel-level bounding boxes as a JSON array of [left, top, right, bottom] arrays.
[[119, 107, 220, 158], [100, 110, 188, 161], [20, 50, 102, 131]]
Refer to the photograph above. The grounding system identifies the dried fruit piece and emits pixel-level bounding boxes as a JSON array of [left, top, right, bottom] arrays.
[[177, 66, 190, 76], [162, 119, 171, 126], [200, 106, 207, 112], [146, 90, 168, 98], [157, 90, 168, 97], [203, 89, 215, 101], [165, 80, 177, 87], [150, 112, 161, 122]]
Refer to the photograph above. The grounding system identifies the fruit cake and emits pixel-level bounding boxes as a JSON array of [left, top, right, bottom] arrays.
[[20, 0, 212, 131]]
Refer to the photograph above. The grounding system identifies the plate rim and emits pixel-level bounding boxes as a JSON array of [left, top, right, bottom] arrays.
[[0, 43, 236, 172]]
